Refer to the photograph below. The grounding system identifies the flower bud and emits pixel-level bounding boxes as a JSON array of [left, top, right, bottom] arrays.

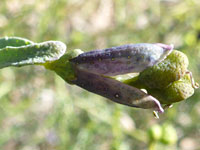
[[161, 123, 177, 145], [148, 124, 162, 141]]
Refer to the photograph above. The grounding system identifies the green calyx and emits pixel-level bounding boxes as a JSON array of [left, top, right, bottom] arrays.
[[138, 50, 189, 89], [148, 73, 195, 104], [124, 50, 198, 104], [44, 49, 83, 84]]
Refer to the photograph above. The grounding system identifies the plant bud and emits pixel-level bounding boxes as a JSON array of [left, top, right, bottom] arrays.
[[147, 73, 195, 104], [148, 124, 162, 141], [161, 123, 177, 145], [138, 50, 189, 89]]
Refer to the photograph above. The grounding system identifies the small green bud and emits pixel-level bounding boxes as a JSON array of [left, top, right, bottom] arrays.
[[148, 124, 162, 141], [161, 123, 177, 145]]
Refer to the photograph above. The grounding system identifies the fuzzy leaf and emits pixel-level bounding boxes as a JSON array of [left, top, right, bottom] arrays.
[[0, 37, 66, 69]]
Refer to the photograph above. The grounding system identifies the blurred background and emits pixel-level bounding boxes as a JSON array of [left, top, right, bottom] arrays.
[[0, 0, 200, 150]]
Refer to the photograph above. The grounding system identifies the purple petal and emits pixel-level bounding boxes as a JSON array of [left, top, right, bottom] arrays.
[[70, 43, 173, 76], [72, 67, 164, 112], [155, 43, 174, 51]]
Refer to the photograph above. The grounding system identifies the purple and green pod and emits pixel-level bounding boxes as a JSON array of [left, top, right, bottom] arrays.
[[70, 43, 173, 76], [67, 43, 175, 112]]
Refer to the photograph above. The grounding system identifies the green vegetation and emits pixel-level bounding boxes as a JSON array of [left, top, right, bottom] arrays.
[[0, 0, 200, 150]]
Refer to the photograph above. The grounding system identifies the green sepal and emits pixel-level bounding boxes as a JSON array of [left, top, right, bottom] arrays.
[[138, 50, 189, 89], [163, 73, 194, 104], [144, 73, 194, 104], [123, 75, 147, 89], [123, 50, 197, 104], [44, 49, 83, 84]]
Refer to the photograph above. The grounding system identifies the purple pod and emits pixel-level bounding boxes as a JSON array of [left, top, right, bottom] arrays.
[[72, 67, 164, 113], [70, 43, 173, 76]]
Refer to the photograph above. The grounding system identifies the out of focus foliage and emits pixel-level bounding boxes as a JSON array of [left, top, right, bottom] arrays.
[[0, 0, 200, 150]]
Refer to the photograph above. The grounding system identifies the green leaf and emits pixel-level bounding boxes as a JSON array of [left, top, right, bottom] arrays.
[[0, 37, 66, 69], [0, 37, 34, 49]]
